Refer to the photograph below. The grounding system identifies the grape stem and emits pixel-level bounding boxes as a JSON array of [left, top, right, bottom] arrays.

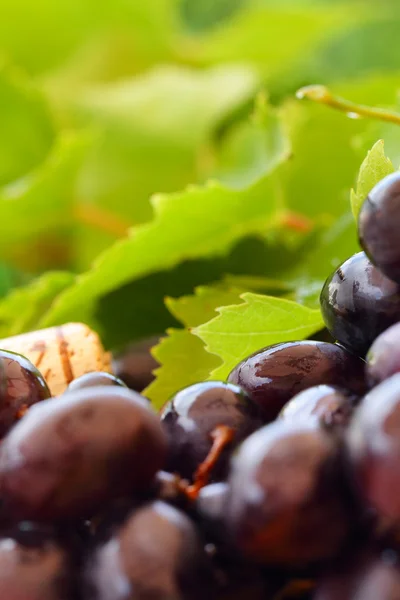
[[296, 85, 400, 126], [184, 425, 235, 500]]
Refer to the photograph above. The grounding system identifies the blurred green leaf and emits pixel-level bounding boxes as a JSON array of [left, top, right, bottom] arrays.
[[39, 105, 289, 329], [194, 292, 323, 379], [0, 271, 74, 338], [351, 140, 394, 219], [0, 132, 88, 254], [187, 3, 355, 75], [209, 93, 290, 189], [72, 65, 260, 232], [0, 63, 54, 186], [0, 0, 179, 76]]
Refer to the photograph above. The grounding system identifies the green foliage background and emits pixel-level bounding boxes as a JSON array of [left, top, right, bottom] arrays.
[[1, 0, 400, 405]]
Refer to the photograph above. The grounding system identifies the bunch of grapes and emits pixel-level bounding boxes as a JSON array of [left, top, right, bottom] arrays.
[[2, 174, 400, 599]]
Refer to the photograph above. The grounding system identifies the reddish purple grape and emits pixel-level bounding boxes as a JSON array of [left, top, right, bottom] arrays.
[[347, 373, 400, 526], [314, 548, 400, 600], [0, 386, 167, 521], [66, 371, 126, 392], [279, 385, 357, 431], [320, 252, 400, 356], [359, 172, 400, 283], [0, 522, 78, 599], [226, 421, 353, 567], [366, 322, 400, 387], [0, 349, 50, 438], [228, 341, 366, 422], [85, 501, 215, 600], [160, 381, 263, 482]]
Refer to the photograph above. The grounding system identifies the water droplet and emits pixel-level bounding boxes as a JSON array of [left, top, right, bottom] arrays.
[[346, 112, 362, 120]]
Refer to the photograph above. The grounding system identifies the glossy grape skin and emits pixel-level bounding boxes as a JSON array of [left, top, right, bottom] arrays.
[[0, 386, 167, 522], [66, 371, 126, 392], [366, 323, 400, 387], [358, 172, 400, 284], [279, 385, 356, 431], [228, 341, 366, 423], [347, 373, 400, 526], [320, 252, 400, 356], [0, 522, 78, 600], [314, 549, 400, 600], [160, 381, 263, 482], [226, 421, 352, 567], [85, 500, 215, 600], [0, 349, 51, 438]]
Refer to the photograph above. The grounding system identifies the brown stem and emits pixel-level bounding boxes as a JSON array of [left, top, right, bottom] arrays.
[[296, 85, 400, 127], [184, 425, 235, 501]]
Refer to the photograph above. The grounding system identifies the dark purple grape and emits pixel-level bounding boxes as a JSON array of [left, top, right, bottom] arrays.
[[213, 556, 283, 600], [0, 349, 50, 438], [320, 251, 400, 356], [85, 500, 215, 600], [160, 381, 263, 482], [366, 322, 400, 387], [66, 371, 126, 392], [112, 337, 159, 392], [228, 341, 366, 423], [358, 172, 400, 284], [314, 548, 400, 600], [0, 522, 78, 599], [152, 470, 188, 508], [226, 421, 352, 567], [0, 386, 167, 522], [279, 385, 356, 431], [347, 373, 400, 526], [197, 482, 230, 523]]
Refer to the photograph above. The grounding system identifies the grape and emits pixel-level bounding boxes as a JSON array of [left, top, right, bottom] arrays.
[[358, 172, 400, 284], [0, 349, 51, 438], [226, 421, 352, 567], [112, 338, 159, 392], [160, 381, 263, 483], [0, 522, 78, 600], [85, 500, 215, 600], [366, 322, 400, 387], [66, 371, 126, 392], [279, 385, 356, 431], [320, 251, 400, 356], [197, 482, 230, 523], [227, 341, 366, 422], [0, 386, 167, 521], [347, 373, 400, 526], [314, 548, 400, 600]]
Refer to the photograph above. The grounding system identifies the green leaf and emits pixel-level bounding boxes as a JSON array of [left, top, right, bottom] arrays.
[[166, 284, 246, 327], [209, 93, 291, 189], [144, 285, 244, 408], [194, 293, 323, 379], [350, 140, 394, 219], [144, 329, 220, 410], [190, 4, 354, 76], [0, 271, 74, 338], [0, 133, 87, 243], [0, 0, 179, 76], [39, 115, 290, 328], [278, 98, 368, 218], [73, 65, 259, 229], [0, 62, 54, 186]]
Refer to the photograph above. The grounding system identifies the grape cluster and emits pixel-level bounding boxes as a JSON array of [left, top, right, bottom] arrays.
[[3, 174, 400, 598]]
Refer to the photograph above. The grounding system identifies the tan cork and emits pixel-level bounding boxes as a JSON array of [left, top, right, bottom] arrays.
[[0, 323, 112, 396]]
